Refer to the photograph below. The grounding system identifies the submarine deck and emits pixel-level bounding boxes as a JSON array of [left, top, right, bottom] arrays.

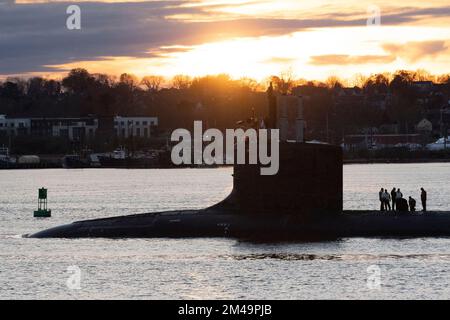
[[29, 210, 450, 240]]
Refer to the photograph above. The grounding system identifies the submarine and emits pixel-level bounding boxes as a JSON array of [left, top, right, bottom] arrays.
[[30, 88, 450, 240]]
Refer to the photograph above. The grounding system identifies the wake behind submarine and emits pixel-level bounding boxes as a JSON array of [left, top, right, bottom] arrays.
[[30, 89, 450, 240]]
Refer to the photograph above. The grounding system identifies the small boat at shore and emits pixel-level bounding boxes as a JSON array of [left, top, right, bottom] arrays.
[[62, 148, 97, 169], [62, 154, 91, 169], [0, 147, 16, 169], [97, 147, 159, 168], [1, 147, 43, 169], [427, 137, 450, 151]]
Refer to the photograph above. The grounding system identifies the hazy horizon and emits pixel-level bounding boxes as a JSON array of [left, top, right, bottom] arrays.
[[2, 68, 449, 92]]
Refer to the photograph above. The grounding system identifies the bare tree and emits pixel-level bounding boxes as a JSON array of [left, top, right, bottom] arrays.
[[141, 75, 165, 92], [325, 76, 344, 89], [413, 69, 434, 82], [238, 77, 260, 91], [350, 73, 368, 88], [119, 73, 138, 89], [171, 74, 191, 90], [268, 69, 296, 95]]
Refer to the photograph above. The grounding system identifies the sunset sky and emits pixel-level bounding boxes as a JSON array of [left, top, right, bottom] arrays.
[[1, 0, 450, 82]]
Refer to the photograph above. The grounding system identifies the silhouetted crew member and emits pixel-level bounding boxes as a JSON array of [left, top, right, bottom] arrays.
[[396, 188, 403, 203], [397, 197, 409, 212], [421, 188, 427, 211], [384, 189, 391, 211], [395, 189, 408, 212], [391, 188, 397, 211], [409, 196, 416, 212], [379, 188, 385, 211]]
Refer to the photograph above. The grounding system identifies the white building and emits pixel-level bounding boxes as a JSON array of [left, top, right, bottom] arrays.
[[1, 115, 97, 141], [51, 119, 98, 141], [114, 116, 158, 138], [1, 115, 158, 141], [0, 115, 31, 136]]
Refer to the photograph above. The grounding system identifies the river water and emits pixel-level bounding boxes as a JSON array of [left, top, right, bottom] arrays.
[[1, 163, 450, 299]]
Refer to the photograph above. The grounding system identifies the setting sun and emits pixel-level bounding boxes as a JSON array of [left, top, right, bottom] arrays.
[[46, 25, 450, 83]]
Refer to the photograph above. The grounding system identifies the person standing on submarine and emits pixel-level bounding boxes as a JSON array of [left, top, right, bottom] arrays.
[[409, 196, 417, 212], [391, 187, 397, 211], [379, 188, 385, 211], [384, 189, 391, 211], [421, 188, 427, 212], [396, 188, 403, 202]]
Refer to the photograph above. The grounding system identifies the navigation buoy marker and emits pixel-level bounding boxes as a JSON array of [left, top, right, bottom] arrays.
[[33, 188, 51, 218]]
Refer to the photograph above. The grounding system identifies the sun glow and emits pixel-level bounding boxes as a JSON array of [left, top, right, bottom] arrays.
[[46, 25, 450, 82], [6, 0, 450, 80]]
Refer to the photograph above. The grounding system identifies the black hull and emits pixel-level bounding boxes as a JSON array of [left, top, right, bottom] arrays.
[[29, 143, 450, 241], [29, 209, 450, 240]]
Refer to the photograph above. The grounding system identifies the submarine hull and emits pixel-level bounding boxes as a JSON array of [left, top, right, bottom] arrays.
[[28, 143, 450, 240], [29, 210, 338, 240], [29, 210, 450, 240]]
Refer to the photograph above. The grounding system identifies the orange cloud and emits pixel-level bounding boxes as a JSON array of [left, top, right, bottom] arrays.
[[309, 54, 396, 65], [262, 57, 296, 64], [382, 40, 449, 62]]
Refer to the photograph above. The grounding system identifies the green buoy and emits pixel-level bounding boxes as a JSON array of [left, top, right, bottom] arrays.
[[34, 188, 51, 218]]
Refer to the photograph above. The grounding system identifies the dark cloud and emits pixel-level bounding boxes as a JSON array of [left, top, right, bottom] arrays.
[[318, 6, 450, 26], [1, 1, 449, 75], [0, 1, 356, 74], [384, 6, 450, 24], [309, 54, 396, 66]]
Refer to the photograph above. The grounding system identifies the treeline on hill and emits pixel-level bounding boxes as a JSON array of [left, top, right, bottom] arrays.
[[1, 68, 450, 142]]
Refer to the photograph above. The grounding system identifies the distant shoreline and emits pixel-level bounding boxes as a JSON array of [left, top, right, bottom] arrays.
[[2, 159, 450, 169], [344, 158, 450, 164]]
